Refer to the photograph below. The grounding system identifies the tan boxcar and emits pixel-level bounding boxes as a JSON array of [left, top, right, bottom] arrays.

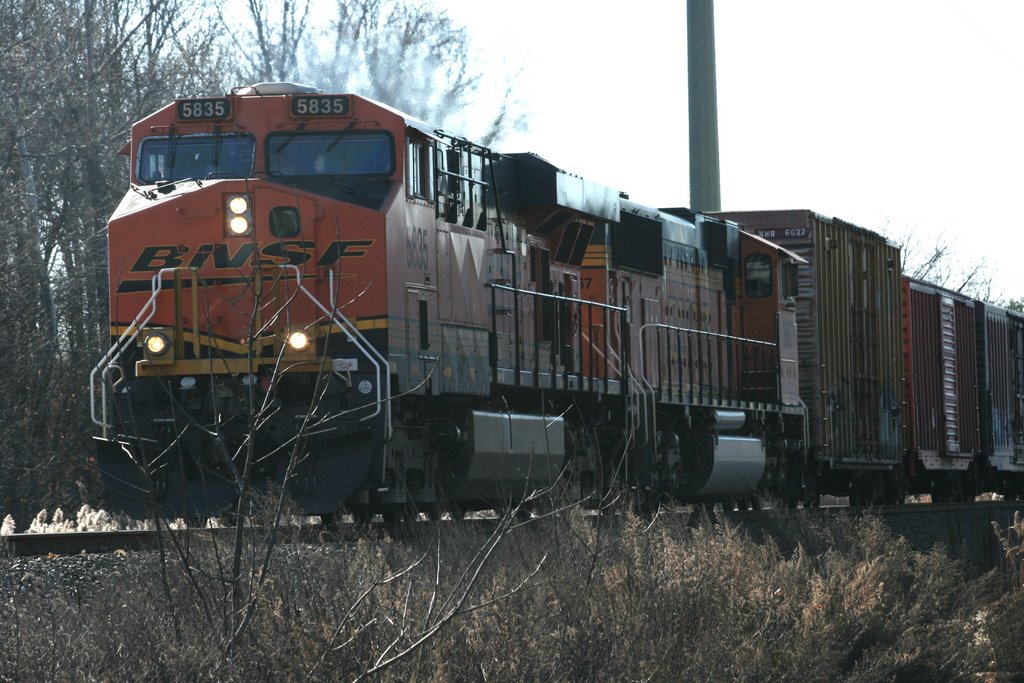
[[715, 210, 904, 476]]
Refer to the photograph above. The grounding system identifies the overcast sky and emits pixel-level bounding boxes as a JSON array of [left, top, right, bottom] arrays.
[[437, 0, 1024, 300]]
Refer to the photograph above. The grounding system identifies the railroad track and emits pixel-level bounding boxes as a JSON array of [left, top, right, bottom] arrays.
[[4, 501, 1023, 562], [3, 529, 163, 557], [1, 520, 415, 557]]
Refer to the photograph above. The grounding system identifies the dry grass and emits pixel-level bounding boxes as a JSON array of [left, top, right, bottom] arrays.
[[1, 508, 1022, 681]]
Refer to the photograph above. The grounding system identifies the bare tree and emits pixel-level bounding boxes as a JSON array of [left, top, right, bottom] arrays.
[[228, 0, 524, 144], [0, 0, 227, 520], [1002, 298, 1024, 313], [886, 226, 994, 300], [231, 0, 311, 83]]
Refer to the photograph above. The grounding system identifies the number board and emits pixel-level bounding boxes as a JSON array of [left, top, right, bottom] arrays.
[[754, 227, 813, 241], [291, 95, 350, 117], [176, 98, 231, 121]]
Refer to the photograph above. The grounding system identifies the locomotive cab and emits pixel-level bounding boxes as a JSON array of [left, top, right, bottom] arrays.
[[737, 230, 804, 411], [92, 84, 406, 517]]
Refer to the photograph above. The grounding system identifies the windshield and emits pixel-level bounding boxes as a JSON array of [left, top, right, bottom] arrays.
[[138, 134, 255, 183], [267, 132, 394, 177]]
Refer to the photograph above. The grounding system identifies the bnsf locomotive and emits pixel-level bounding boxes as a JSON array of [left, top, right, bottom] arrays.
[[91, 83, 1024, 519]]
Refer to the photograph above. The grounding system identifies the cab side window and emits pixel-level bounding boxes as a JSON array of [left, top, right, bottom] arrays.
[[745, 254, 773, 298], [407, 138, 434, 201]]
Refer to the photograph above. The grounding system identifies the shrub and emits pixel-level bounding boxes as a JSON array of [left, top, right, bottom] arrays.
[[0, 509, 1012, 681]]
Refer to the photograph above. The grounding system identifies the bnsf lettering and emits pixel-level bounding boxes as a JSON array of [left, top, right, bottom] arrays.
[[213, 243, 255, 269], [316, 240, 373, 266], [130, 240, 373, 273], [131, 245, 187, 270], [260, 241, 316, 266], [186, 243, 215, 268]]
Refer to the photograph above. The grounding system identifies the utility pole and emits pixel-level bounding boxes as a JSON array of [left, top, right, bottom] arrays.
[[687, 0, 721, 211]]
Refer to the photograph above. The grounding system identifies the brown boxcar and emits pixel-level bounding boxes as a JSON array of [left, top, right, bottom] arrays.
[[902, 278, 980, 482], [715, 210, 904, 490], [976, 302, 1024, 486]]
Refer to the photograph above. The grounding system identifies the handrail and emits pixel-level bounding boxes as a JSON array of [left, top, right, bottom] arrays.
[[487, 282, 628, 390], [91, 265, 392, 443], [628, 371, 656, 449], [90, 267, 183, 436], [637, 322, 779, 406], [639, 323, 779, 348], [488, 283, 629, 313], [282, 264, 392, 441]]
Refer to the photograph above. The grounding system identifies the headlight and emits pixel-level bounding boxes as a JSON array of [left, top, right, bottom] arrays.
[[225, 193, 253, 236], [228, 196, 249, 215], [141, 329, 174, 364], [286, 330, 310, 351], [145, 332, 169, 355], [228, 215, 250, 234]]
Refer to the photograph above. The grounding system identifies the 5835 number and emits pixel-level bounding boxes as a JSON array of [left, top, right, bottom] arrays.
[[291, 95, 350, 117], [176, 98, 230, 121]]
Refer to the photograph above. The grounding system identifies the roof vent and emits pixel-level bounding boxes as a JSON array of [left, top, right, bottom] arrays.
[[233, 82, 321, 96]]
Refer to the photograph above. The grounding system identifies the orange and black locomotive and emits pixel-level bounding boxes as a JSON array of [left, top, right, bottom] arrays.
[[91, 83, 808, 518]]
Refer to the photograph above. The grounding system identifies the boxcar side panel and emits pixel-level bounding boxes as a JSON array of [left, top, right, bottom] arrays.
[[904, 278, 978, 468], [1012, 312, 1024, 467], [956, 298, 981, 454], [978, 304, 1017, 470], [715, 210, 903, 468], [817, 217, 903, 466]]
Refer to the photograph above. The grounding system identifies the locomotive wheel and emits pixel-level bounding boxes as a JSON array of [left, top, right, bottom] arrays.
[[960, 471, 978, 502], [931, 474, 956, 504], [421, 502, 442, 521], [349, 506, 373, 526], [445, 502, 466, 521], [380, 505, 404, 524], [882, 472, 904, 505], [633, 488, 661, 519], [849, 480, 864, 507]]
